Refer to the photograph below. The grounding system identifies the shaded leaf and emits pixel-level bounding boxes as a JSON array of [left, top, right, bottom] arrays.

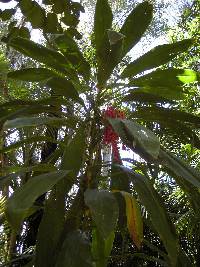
[[94, 0, 112, 52], [4, 37, 75, 77], [7, 68, 57, 81], [54, 33, 90, 80], [55, 230, 93, 267], [123, 91, 175, 104], [5, 170, 70, 231], [19, 0, 46, 29], [46, 77, 82, 103], [120, 1, 153, 57], [121, 39, 193, 78], [3, 116, 69, 130], [84, 189, 119, 239], [160, 150, 200, 188], [130, 69, 199, 87], [120, 166, 179, 265], [0, 8, 15, 21], [133, 107, 200, 128]]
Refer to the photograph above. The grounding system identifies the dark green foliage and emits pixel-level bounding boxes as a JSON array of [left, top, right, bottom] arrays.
[[0, 0, 199, 266]]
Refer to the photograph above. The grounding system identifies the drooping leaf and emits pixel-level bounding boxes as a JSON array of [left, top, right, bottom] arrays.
[[7, 68, 57, 81], [55, 230, 93, 267], [120, 191, 143, 249], [3, 116, 69, 130], [109, 118, 160, 159], [92, 228, 115, 267], [4, 37, 76, 77], [120, 166, 179, 266], [121, 39, 193, 78], [120, 1, 153, 58], [160, 150, 200, 188], [5, 170, 70, 231], [84, 189, 119, 239]]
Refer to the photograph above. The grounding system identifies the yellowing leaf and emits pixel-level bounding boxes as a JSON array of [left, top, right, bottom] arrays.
[[121, 191, 143, 249]]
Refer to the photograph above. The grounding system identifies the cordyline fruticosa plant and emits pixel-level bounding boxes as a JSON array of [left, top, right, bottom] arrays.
[[0, 0, 200, 266]]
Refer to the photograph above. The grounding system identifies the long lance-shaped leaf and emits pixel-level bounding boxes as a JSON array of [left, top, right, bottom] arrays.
[[159, 150, 200, 188], [108, 118, 160, 160], [120, 166, 179, 266], [133, 106, 200, 127], [46, 77, 83, 104], [129, 68, 199, 88], [120, 191, 143, 249], [92, 229, 115, 267], [121, 39, 193, 78], [35, 128, 86, 266], [120, 1, 153, 58], [3, 116, 71, 130], [84, 189, 119, 240], [5, 170, 70, 231], [55, 230, 93, 267], [54, 33, 91, 81], [7, 68, 58, 81], [109, 118, 200, 189], [123, 91, 176, 104], [3, 37, 76, 78], [94, 0, 113, 53]]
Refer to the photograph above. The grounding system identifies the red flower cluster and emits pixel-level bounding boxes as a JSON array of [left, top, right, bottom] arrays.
[[102, 106, 125, 162]]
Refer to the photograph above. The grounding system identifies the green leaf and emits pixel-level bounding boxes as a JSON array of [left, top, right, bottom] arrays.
[[84, 189, 119, 239], [54, 33, 90, 80], [120, 1, 153, 58], [109, 118, 160, 159], [160, 150, 200, 188], [4, 37, 75, 77], [5, 170, 70, 231], [7, 68, 57, 81], [130, 69, 199, 88], [55, 230, 93, 267], [19, 0, 46, 29], [0, 8, 16, 21], [111, 162, 130, 192], [133, 107, 200, 128], [35, 184, 66, 267], [46, 77, 82, 103], [123, 91, 175, 104], [92, 229, 115, 267], [3, 116, 69, 130], [126, 86, 185, 100], [121, 191, 143, 249], [121, 39, 193, 78], [94, 0, 113, 53], [60, 127, 86, 192], [120, 166, 179, 266], [44, 12, 59, 33]]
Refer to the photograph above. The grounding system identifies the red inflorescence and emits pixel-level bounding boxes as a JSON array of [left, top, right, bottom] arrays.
[[102, 106, 126, 162]]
